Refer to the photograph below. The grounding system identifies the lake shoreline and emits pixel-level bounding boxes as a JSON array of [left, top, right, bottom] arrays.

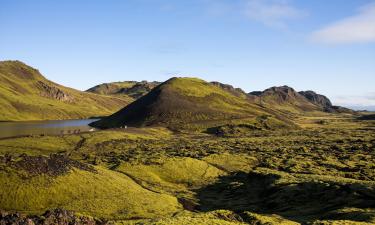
[[0, 119, 99, 139]]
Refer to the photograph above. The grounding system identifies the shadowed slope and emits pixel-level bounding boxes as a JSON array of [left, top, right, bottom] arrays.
[[0, 61, 131, 121], [91, 77, 294, 130]]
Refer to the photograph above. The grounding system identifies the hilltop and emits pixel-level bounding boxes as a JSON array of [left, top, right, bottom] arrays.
[[0, 61, 132, 121], [91, 77, 294, 130]]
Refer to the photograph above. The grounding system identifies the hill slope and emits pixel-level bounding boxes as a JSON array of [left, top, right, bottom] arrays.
[[91, 77, 294, 130], [0, 61, 131, 121]]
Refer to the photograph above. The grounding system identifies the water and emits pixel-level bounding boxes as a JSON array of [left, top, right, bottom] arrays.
[[0, 119, 99, 139]]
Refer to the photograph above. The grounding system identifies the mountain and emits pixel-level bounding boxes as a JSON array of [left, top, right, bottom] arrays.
[[249, 86, 320, 113], [91, 77, 294, 130], [86, 81, 161, 99], [249, 86, 353, 114], [0, 61, 131, 121]]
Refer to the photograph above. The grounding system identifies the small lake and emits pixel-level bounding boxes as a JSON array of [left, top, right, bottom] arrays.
[[0, 119, 99, 139]]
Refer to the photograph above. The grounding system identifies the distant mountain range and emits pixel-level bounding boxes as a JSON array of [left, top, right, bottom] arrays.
[[0, 60, 353, 124]]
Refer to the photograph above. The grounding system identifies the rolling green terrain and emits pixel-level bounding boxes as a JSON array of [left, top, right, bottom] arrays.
[[0, 62, 373, 224], [0, 115, 374, 224], [0, 61, 132, 121]]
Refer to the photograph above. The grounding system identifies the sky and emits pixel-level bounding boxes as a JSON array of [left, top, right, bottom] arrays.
[[1, 0, 375, 110]]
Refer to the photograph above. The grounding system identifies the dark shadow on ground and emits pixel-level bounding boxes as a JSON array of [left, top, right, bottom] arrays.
[[196, 171, 375, 224]]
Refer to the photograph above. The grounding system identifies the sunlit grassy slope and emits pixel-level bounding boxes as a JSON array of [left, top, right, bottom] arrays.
[[91, 77, 296, 130], [0, 60, 132, 121], [0, 167, 180, 219]]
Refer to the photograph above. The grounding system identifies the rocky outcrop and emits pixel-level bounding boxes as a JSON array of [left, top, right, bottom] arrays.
[[299, 91, 332, 109], [210, 82, 248, 98], [0, 209, 107, 225], [37, 81, 74, 102]]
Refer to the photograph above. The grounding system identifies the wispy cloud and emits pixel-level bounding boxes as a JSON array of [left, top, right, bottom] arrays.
[[243, 0, 307, 29], [311, 3, 375, 44], [332, 92, 375, 107]]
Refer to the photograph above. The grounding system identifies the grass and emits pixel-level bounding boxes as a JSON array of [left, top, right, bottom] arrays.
[[0, 61, 131, 121]]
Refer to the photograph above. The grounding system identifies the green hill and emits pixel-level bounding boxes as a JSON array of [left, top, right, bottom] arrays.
[[0, 61, 132, 121], [91, 77, 295, 130], [86, 80, 161, 99]]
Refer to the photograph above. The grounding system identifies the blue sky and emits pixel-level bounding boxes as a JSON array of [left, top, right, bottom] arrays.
[[1, 0, 375, 109]]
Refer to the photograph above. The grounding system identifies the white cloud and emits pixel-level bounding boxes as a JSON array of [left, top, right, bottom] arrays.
[[244, 0, 307, 28], [311, 3, 375, 44], [332, 93, 375, 107]]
